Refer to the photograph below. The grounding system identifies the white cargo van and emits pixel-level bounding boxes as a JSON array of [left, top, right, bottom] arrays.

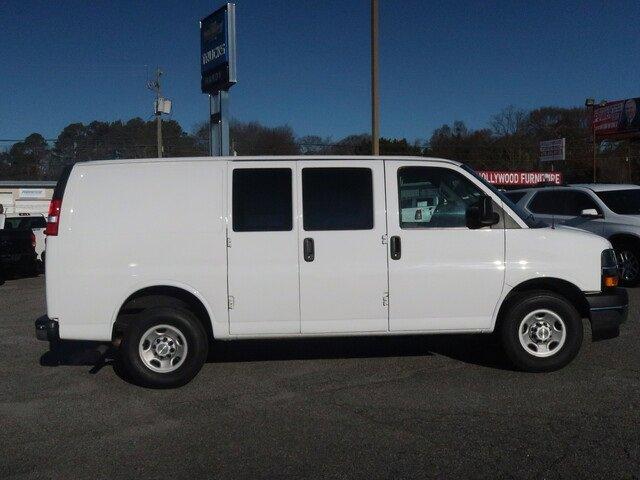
[[36, 157, 628, 388]]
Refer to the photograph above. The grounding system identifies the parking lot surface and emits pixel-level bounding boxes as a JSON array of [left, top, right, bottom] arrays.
[[1, 276, 639, 479]]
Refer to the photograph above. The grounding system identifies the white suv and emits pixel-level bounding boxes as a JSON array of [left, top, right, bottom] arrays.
[[505, 184, 640, 286], [36, 157, 628, 388]]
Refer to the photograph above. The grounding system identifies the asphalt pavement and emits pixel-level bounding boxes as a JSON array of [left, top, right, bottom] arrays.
[[1, 276, 638, 479]]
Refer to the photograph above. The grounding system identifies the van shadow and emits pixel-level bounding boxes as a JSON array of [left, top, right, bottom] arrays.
[[39, 339, 116, 374], [38, 330, 514, 376], [208, 334, 513, 370]]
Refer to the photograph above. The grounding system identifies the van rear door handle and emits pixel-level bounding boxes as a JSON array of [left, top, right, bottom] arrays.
[[390, 236, 401, 260], [303, 237, 315, 262]]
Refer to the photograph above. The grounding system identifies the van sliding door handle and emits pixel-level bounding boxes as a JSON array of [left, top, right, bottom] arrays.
[[303, 237, 315, 262], [390, 236, 401, 260]]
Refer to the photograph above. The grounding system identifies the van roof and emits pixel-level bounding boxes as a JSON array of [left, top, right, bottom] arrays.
[[80, 155, 462, 167]]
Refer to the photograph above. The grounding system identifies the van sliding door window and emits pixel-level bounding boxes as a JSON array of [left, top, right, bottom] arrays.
[[398, 167, 484, 229], [302, 168, 373, 231], [232, 168, 293, 232]]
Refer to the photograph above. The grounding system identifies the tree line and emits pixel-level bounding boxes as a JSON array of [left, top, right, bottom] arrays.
[[1, 105, 638, 183]]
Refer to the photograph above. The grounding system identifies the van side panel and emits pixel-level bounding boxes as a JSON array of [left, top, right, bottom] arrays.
[[46, 160, 228, 341]]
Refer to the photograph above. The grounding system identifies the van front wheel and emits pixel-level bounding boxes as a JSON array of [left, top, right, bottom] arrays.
[[118, 306, 208, 388], [500, 291, 583, 372]]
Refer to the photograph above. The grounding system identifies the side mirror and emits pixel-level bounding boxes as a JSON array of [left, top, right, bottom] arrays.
[[580, 208, 602, 218], [466, 195, 500, 229]]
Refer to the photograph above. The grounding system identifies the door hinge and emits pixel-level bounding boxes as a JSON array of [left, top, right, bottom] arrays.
[[382, 292, 389, 307], [227, 295, 235, 309], [226, 237, 232, 247], [381, 234, 388, 245]]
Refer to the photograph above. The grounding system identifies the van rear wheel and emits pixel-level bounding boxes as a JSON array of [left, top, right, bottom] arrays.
[[500, 291, 583, 372], [117, 306, 208, 388]]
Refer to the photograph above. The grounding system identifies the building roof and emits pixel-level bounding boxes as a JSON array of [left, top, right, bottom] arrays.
[[0, 180, 57, 188]]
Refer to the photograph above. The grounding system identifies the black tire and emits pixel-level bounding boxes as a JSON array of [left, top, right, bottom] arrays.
[[500, 291, 583, 372], [612, 239, 640, 287], [117, 306, 209, 388]]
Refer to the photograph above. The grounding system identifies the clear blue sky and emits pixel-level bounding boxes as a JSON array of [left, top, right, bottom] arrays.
[[1, 0, 639, 143]]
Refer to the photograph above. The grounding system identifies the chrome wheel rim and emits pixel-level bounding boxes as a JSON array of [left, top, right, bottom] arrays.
[[518, 309, 566, 358], [618, 250, 639, 282], [138, 324, 188, 373]]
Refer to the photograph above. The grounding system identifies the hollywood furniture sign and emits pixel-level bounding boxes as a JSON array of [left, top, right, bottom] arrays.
[[478, 171, 563, 187]]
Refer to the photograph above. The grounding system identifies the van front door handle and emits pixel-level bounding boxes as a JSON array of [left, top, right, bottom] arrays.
[[390, 236, 401, 260], [303, 237, 315, 262]]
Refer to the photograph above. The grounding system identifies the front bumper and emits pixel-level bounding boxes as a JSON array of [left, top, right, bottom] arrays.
[[35, 316, 59, 342], [586, 288, 628, 340]]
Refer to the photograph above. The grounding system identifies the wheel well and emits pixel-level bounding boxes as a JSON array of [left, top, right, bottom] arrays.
[[608, 233, 640, 249], [496, 278, 590, 330], [112, 286, 214, 344]]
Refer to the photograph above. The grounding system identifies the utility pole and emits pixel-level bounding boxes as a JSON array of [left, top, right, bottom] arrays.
[[371, 0, 379, 155], [148, 67, 164, 158]]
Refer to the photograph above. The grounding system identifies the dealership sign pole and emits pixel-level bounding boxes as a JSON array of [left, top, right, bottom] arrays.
[[200, 3, 237, 156]]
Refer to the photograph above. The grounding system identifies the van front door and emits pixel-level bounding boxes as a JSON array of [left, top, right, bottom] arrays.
[[385, 161, 505, 332], [227, 162, 300, 335], [297, 160, 389, 333]]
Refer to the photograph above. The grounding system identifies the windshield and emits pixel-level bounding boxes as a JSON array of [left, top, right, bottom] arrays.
[[596, 189, 640, 215], [461, 164, 544, 228]]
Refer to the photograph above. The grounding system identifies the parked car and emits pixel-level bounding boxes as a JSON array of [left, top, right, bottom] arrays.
[[0, 227, 38, 279], [36, 157, 627, 388], [1, 213, 46, 266], [504, 184, 640, 286]]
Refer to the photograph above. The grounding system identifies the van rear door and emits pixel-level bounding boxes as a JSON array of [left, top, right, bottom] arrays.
[[227, 162, 301, 335]]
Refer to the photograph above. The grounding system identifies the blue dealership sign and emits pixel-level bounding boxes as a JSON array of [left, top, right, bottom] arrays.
[[200, 3, 236, 94]]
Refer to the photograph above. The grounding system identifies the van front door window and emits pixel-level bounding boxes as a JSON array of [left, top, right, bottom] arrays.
[[398, 167, 483, 228]]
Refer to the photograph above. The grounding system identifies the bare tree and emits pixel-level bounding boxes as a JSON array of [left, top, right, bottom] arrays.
[[490, 105, 528, 136]]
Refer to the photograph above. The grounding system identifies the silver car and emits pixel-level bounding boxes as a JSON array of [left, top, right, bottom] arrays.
[[505, 184, 640, 286]]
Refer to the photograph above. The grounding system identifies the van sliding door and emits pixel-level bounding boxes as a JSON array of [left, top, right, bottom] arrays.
[[297, 160, 389, 333]]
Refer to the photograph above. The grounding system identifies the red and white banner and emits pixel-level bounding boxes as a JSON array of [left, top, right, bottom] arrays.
[[478, 171, 563, 187]]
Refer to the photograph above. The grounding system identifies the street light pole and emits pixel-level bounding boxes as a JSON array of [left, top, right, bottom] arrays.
[[371, 0, 379, 155], [586, 98, 608, 182]]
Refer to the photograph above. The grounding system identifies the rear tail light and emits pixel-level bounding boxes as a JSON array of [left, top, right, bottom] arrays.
[[45, 198, 62, 236]]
